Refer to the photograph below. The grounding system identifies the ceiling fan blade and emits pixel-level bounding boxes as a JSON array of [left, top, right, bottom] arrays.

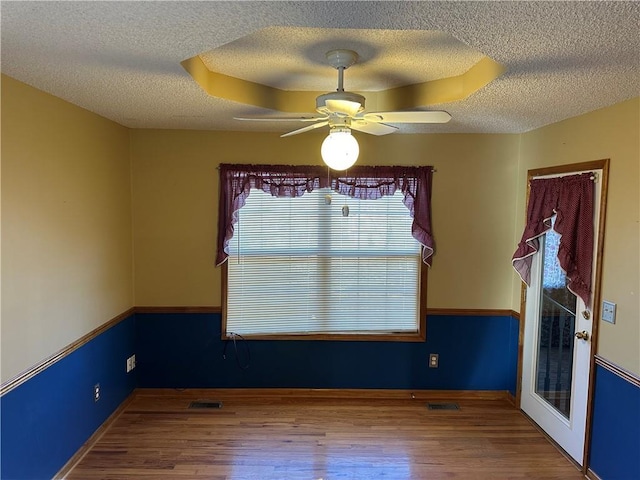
[[362, 111, 452, 124], [234, 115, 327, 122], [281, 120, 329, 137], [351, 120, 398, 136]]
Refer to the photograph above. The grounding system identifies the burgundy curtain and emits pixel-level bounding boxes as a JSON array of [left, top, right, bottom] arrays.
[[512, 172, 595, 307], [216, 164, 435, 266]]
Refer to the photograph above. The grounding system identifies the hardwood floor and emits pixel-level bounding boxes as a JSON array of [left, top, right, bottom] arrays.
[[66, 390, 584, 479]]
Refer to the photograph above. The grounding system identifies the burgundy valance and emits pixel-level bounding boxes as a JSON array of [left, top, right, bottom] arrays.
[[216, 164, 435, 266], [512, 172, 595, 307]]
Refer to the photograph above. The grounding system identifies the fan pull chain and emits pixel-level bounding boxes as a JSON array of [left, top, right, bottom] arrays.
[[325, 165, 332, 205], [341, 169, 350, 217]]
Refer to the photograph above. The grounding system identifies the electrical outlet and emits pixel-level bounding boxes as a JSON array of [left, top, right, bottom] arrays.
[[602, 301, 616, 324], [429, 353, 439, 368], [126, 357, 132, 372], [94, 383, 100, 402]]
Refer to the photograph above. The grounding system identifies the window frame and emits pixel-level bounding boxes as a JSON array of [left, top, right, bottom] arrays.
[[217, 163, 435, 342]]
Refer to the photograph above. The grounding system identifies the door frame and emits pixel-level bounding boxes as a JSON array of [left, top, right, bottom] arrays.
[[515, 159, 610, 472]]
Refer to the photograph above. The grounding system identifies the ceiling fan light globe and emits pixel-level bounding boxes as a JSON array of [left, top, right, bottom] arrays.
[[321, 131, 359, 171]]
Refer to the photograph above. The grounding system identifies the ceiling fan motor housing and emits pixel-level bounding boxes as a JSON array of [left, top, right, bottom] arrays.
[[316, 91, 366, 116]]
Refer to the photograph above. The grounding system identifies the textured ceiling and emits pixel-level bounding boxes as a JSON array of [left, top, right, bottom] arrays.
[[1, 1, 639, 134], [198, 27, 485, 90]]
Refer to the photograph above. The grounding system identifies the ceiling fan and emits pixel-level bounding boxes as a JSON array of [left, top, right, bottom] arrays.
[[234, 49, 451, 170], [234, 49, 452, 138]]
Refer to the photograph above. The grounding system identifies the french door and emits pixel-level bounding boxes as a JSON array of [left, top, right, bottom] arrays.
[[521, 164, 606, 466]]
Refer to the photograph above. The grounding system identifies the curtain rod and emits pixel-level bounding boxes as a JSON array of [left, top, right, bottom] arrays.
[[530, 171, 596, 182], [216, 166, 437, 172]]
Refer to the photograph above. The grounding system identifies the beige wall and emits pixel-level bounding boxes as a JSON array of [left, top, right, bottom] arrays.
[[515, 98, 640, 374], [4, 73, 636, 380], [132, 101, 638, 373], [131, 129, 520, 309], [1, 76, 134, 383]]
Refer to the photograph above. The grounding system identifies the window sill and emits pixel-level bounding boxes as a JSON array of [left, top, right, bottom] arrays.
[[221, 332, 426, 342]]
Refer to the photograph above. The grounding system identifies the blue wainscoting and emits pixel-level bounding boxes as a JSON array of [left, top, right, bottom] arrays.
[[5, 310, 638, 480], [135, 312, 519, 393], [589, 363, 640, 480], [0, 314, 136, 480], [0, 311, 519, 479]]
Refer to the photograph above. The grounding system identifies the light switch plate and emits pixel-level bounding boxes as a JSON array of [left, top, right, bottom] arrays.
[[602, 300, 616, 324]]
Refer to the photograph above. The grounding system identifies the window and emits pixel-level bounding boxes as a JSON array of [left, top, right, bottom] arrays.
[[217, 164, 435, 341]]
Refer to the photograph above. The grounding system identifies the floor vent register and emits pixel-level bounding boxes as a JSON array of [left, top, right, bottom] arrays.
[[427, 402, 460, 410], [189, 401, 223, 409]]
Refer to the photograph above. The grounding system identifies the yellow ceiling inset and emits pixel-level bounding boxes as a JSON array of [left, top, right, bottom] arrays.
[[182, 54, 504, 114], [182, 27, 505, 114]]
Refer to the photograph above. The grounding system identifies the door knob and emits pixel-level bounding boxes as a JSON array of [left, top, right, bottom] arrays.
[[575, 330, 589, 341]]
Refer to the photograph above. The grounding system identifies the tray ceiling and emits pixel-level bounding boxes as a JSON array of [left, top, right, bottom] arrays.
[[1, 1, 638, 134]]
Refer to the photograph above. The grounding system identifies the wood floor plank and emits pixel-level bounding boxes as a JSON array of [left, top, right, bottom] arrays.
[[66, 391, 584, 479]]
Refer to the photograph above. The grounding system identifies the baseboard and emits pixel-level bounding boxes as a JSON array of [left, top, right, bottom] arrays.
[[54, 391, 136, 479], [585, 468, 602, 480], [135, 388, 512, 401]]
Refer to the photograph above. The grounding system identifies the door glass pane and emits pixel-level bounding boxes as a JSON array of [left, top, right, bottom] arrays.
[[535, 216, 577, 419]]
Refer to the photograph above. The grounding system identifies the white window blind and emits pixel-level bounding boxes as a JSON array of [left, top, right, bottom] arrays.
[[226, 188, 421, 336]]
